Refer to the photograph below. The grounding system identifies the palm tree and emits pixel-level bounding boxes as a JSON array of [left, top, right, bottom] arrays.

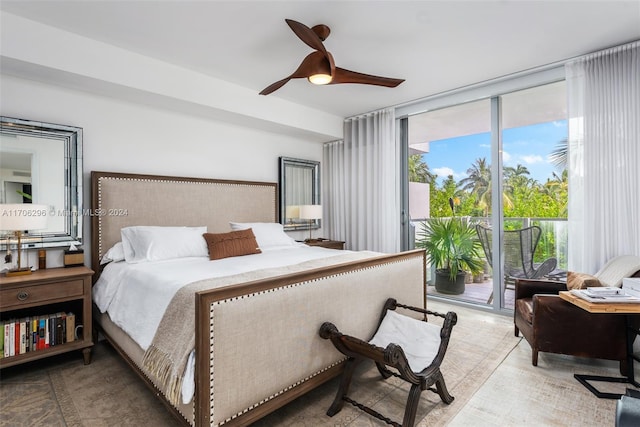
[[408, 154, 434, 183], [460, 157, 515, 215], [549, 138, 568, 170], [460, 158, 491, 213], [543, 170, 568, 216], [504, 163, 533, 194], [504, 164, 531, 181]]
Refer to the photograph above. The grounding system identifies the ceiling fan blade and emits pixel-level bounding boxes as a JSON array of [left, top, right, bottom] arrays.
[[285, 19, 328, 55], [260, 52, 331, 95], [259, 77, 292, 95], [331, 67, 405, 87]]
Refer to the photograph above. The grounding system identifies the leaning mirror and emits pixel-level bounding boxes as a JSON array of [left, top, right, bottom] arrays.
[[0, 116, 83, 248], [279, 157, 320, 230]]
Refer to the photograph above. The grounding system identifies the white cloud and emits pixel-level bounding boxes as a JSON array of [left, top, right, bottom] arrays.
[[434, 166, 455, 177], [502, 151, 511, 162], [521, 155, 544, 164], [552, 121, 566, 128]]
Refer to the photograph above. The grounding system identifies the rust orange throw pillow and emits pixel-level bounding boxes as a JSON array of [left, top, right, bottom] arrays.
[[203, 229, 261, 260], [566, 271, 602, 290]]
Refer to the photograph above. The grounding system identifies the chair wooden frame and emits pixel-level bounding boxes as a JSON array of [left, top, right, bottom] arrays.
[[319, 298, 457, 427]]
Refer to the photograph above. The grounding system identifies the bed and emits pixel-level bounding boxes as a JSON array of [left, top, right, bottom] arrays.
[[90, 171, 426, 426]]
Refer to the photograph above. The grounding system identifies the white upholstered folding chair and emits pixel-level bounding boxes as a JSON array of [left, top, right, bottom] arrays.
[[319, 298, 457, 427]]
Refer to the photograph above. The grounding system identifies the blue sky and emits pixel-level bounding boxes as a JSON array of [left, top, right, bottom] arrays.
[[423, 120, 568, 185]]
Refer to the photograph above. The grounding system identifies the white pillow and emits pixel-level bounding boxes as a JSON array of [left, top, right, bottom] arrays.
[[229, 222, 297, 249], [120, 226, 208, 263], [100, 241, 125, 265]]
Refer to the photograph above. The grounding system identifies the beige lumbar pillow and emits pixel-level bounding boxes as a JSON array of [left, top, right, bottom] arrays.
[[566, 271, 602, 290]]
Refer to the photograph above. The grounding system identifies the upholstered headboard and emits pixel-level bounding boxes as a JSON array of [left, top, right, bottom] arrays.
[[91, 171, 277, 275]]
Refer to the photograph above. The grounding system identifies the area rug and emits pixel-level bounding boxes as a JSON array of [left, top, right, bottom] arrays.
[[49, 300, 519, 426]]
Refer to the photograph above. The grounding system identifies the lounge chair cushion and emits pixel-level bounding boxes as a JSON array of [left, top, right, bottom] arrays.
[[566, 271, 602, 290]]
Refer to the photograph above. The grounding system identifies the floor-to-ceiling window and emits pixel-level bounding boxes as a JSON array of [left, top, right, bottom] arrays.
[[402, 73, 567, 313], [498, 82, 568, 309]]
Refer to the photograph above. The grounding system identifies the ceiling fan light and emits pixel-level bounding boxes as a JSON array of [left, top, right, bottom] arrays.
[[308, 73, 332, 85]]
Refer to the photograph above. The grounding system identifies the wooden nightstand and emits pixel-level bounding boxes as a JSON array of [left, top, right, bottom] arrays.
[[305, 239, 346, 250], [0, 266, 94, 368]]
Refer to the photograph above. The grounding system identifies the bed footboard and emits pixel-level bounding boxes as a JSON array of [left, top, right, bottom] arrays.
[[194, 249, 426, 426]]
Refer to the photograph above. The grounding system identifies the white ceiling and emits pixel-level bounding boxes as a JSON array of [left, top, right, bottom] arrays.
[[1, 1, 639, 119]]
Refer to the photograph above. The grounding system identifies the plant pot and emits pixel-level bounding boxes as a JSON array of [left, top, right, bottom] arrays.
[[434, 270, 466, 295], [473, 273, 484, 283]]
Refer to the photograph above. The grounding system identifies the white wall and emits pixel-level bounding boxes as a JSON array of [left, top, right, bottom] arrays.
[[1, 75, 325, 268], [0, 12, 345, 270], [0, 12, 343, 142]]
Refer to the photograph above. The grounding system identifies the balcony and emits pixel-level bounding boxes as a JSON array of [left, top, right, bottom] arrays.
[[416, 217, 567, 310]]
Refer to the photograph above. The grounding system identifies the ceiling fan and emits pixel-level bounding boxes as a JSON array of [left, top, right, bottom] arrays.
[[259, 19, 405, 95]]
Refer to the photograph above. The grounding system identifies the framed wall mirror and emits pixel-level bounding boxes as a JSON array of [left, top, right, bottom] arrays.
[[279, 157, 320, 231], [0, 116, 83, 248]]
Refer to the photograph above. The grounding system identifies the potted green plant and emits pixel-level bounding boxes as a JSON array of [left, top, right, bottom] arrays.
[[416, 216, 485, 295]]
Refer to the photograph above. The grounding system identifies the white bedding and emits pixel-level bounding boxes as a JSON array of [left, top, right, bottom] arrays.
[[94, 244, 350, 350], [93, 245, 350, 403]]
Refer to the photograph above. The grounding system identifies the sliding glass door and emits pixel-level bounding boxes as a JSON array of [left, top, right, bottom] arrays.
[[408, 99, 493, 307], [498, 82, 568, 309], [404, 80, 567, 311]]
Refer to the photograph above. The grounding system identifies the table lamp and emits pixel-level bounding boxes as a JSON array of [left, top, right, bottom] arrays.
[[285, 205, 300, 225], [299, 204, 322, 242], [1, 204, 48, 276]]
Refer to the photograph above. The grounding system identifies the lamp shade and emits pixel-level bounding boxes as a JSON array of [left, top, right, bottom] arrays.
[[299, 205, 322, 220], [285, 205, 300, 219], [0, 204, 49, 231]]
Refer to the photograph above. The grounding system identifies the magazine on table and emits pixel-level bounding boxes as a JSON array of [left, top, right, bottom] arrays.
[[570, 287, 640, 303]]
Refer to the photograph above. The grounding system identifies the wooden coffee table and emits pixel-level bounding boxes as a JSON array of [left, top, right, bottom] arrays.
[[559, 291, 640, 398]]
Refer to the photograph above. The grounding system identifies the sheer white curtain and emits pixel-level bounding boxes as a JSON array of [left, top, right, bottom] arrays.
[[566, 41, 640, 272], [323, 108, 400, 253], [286, 166, 312, 205]]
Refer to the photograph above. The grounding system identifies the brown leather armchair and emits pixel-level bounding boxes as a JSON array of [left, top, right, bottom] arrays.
[[514, 256, 640, 375]]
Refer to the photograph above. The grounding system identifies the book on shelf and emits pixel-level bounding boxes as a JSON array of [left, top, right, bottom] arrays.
[[38, 318, 45, 350], [66, 313, 75, 343], [19, 320, 26, 355], [570, 288, 640, 303], [9, 322, 15, 357], [0, 311, 76, 358]]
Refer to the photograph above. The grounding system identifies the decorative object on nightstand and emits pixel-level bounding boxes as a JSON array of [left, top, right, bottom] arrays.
[[38, 250, 46, 269], [0, 204, 48, 276], [64, 244, 84, 267], [299, 204, 322, 242]]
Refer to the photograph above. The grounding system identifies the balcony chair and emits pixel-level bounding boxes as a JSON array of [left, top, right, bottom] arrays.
[[319, 298, 457, 427], [476, 224, 558, 303], [514, 255, 640, 373]]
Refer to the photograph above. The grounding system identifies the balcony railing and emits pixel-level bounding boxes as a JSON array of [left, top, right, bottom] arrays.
[[412, 217, 567, 309]]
